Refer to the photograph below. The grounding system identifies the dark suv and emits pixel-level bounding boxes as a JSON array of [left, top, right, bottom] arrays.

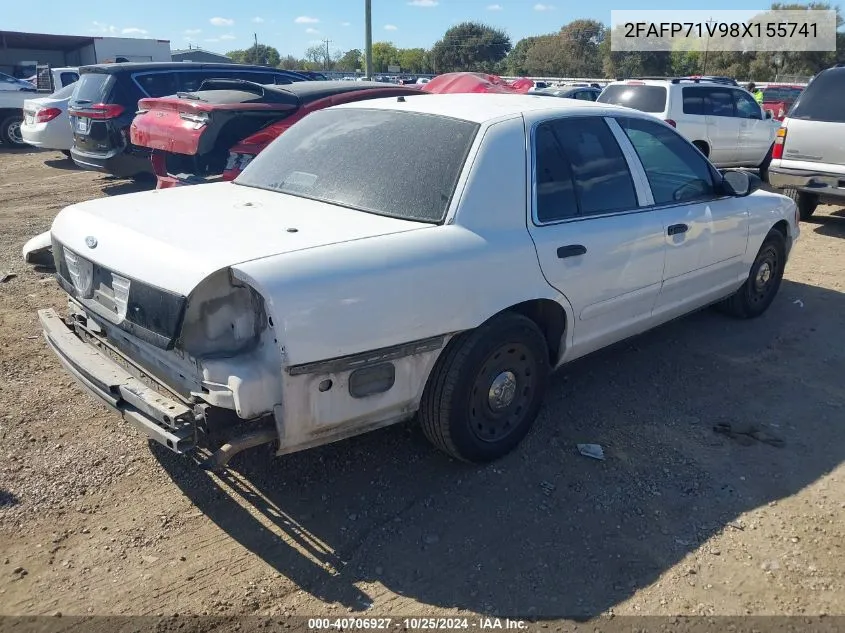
[[68, 62, 310, 180]]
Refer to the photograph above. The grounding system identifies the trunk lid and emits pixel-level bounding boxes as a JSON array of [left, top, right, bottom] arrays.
[[50, 181, 430, 296], [131, 82, 298, 168], [780, 117, 845, 168]]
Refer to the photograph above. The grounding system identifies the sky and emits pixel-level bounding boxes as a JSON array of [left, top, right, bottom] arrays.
[[3, 0, 814, 57]]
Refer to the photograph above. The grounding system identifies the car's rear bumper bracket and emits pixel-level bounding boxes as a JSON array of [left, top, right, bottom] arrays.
[[38, 308, 196, 453]]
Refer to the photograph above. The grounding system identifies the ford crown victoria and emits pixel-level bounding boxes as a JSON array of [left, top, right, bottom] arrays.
[[38, 94, 800, 469]]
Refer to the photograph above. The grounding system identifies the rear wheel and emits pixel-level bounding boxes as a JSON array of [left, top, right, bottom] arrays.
[[718, 229, 786, 319], [783, 187, 818, 221], [692, 141, 709, 158], [0, 114, 26, 148], [419, 312, 550, 463], [61, 150, 72, 158]]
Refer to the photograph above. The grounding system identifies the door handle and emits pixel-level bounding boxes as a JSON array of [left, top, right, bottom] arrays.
[[557, 244, 587, 259], [667, 223, 689, 236]]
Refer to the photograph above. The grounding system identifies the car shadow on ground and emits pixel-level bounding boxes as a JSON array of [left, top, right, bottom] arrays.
[[100, 178, 155, 197], [811, 207, 845, 239], [43, 156, 79, 171], [153, 278, 845, 618]]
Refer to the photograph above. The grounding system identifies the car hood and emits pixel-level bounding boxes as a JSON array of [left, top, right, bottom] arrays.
[[51, 182, 430, 296]]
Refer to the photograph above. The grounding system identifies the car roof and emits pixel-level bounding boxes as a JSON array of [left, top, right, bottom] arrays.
[[332, 92, 633, 125], [182, 79, 424, 108], [270, 80, 421, 101], [79, 62, 302, 75]]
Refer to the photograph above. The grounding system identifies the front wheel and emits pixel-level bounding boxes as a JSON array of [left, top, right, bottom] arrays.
[[419, 312, 550, 463], [718, 229, 786, 319], [0, 114, 26, 148]]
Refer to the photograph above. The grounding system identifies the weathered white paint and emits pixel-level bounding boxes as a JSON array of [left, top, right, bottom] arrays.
[[45, 94, 800, 456]]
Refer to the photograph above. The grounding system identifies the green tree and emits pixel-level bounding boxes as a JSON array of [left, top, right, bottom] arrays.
[[399, 48, 429, 73], [602, 24, 671, 78], [430, 22, 511, 73], [523, 20, 605, 77], [277, 55, 304, 70], [225, 44, 280, 67], [371, 42, 400, 73], [337, 49, 363, 72], [506, 36, 541, 75]]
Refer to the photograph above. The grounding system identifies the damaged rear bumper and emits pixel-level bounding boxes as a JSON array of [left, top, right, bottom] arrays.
[[38, 308, 197, 453]]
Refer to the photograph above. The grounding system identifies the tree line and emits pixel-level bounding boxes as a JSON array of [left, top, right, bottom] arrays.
[[228, 2, 843, 80]]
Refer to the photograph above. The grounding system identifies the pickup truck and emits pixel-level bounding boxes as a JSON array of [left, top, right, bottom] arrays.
[[0, 67, 79, 147]]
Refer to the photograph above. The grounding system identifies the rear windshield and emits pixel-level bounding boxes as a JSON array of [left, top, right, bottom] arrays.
[[789, 71, 845, 123], [236, 108, 479, 223], [49, 83, 77, 100], [598, 85, 667, 113], [71, 73, 114, 105], [762, 87, 802, 101]]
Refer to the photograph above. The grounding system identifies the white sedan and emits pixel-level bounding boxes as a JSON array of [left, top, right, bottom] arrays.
[[38, 94, 799, 470], [20, 82, 76, 153]]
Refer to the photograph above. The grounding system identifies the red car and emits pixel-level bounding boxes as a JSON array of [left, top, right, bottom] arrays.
[[130, 80, 423, 188], [760, 84, 805, 121], [422, 72, 534, 94]]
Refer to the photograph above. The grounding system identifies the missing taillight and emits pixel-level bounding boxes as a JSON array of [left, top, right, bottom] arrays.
[[179, 111, 209, 129]]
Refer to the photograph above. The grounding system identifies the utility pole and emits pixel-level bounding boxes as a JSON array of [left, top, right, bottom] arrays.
[[701, 17, 714, 75], [365, 0, 373, 78], [323, 38, 332, 71]]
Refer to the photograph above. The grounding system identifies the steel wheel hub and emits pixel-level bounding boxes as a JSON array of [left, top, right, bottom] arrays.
[[469, 343, 536, 444], [756, 261, 772, 288], [9, 121, 23, 145], [488, 370, 517, 410]]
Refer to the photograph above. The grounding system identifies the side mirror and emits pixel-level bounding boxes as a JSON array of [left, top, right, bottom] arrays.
[[722, 169, 761, 197], [765, 110, 773, 119]]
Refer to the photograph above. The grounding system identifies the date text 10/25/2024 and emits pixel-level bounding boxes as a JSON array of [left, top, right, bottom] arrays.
[[308, 617, 528, 630]]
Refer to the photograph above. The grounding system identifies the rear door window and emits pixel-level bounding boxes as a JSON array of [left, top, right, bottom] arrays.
[[789, 70, 845, 123], [134, 72, 179, 97], [682, 88, 706, 115], [534, 116, 638, 222], [701, 87, 736, 117], [597, 85, 667, 113]]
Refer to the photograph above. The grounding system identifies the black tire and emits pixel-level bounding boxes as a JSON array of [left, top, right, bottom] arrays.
[[718, 229, 786, 319], [758, 145, 773, 183], [61, 150, 72, 158], [0, 114, 26, 148], [419, 312, 550, 463], [783, 187, 818, 220], [692, 141, 710, 158]]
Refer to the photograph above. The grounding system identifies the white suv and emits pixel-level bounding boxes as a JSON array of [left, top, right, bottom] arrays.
[[767, 66, 845, 220], [598, 78, 781, 175]]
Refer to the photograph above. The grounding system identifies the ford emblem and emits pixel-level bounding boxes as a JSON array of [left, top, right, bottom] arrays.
[[85, 236, 98, 249]]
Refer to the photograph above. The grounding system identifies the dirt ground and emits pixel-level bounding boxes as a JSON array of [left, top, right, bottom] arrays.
[[1, 147, 844, 619]]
